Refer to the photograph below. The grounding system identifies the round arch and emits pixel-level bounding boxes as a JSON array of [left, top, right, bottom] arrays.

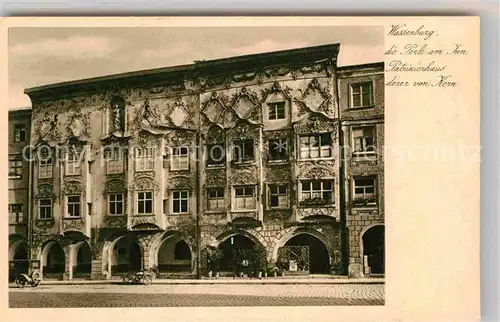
[[40, 241, 65, 278], [9, 240, 29, 281], [72, 241, 92, 277], [216, 230, 265, 272], [108, 235, 143, 276], [272, 228, 332, 263], [360, 223, 385, 275]]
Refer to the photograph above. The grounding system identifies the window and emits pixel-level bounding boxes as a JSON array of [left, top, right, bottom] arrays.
[[171, 146, 189, 171], [13, 125, 26, 143], [172, 190, 189, 214], [300, 180, 333, 204], [66, 150, 82, 176], [39, 158, 53, 179], [207, 188, 225, 211], [232, 139, 254, 163], [108, 194, 124, 215], [8, 156, 23, 179], [353, 177, 376, 205], [234, 186, 255, 210], [137, 191, 153, 215], [9, 204, 23, 224], [269, 184, 288, 208], [299, 133, 332, 159], [352, 127, 375, 155], [67, 196, 81, 217], [39, 199, 52, 219], [207, 143, 226, 166], [350, 82, 373, 108], [268, 102, 285, 120], [268, 138, 288, 161], [135, 147, 154, 171], [105, 147, 124, 174]]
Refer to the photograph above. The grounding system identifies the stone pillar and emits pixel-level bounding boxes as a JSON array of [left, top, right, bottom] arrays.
[[91, 259, 107, 280], [63, 244, 74, 281]]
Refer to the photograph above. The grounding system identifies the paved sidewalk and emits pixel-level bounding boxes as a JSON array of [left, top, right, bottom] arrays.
[[9, 277, 384, 287]]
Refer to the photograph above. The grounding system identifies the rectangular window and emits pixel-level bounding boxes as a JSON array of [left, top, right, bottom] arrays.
[[350, 82, 373, 108], [234, 186, 255, 210], [8, 156, 23, 179], [269, 184, 288, 208], [207, 188, 225, 211], [67, 196, 81, 217], [171, 146, 189, 171], [135, 147, 154, 171], [137, 191, 153, 215], [13, 124, 26, 143], [39, 158, 53, 179], [105, 147, 124, 174], [172, 190, 189, 214], [9, 204, 24, 223], [268, 138, 288, 161], [353, 177, 376, 203], [268, 102, 285, 120], [207, 143, 226, 166], [300, 180, 333, 204], [66, 150, 82, 176], [39, 199, 52, 219], [299, 133, 332, 159], [108, 193, 124, 215], [233, 139, 254, 163], [352, 127, 376, 155]]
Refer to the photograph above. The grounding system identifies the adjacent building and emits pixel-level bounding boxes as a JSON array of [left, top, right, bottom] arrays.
[[9, 43, 384, 280]]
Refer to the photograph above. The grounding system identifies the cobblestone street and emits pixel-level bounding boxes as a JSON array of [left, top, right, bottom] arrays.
[[9, 283, 384, 307]]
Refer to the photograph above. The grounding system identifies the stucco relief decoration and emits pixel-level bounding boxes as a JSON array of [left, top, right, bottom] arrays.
[[295, 78, 334, 119], [166, 130, 194, 147], [36, 184, 56, 199], [205, 169, 226, 186], [202, 92, 239, 129], [229, 87, 261, 123], [231, 168, 256, 185], [261, 81, 292, 102], [104, 216, 127, 228], [296, 207, 336, 220], [163, 97, 196, 129], [131, 175, 159, 192], [65, 107, 91, 141], [131, 216, 158, 228], [232, 71, 258, 83], [299, 62, 325, 76], [205, 125, 225, 144], [167, 175, 192, 191], [62, 218, 85, 231], [104, 179, 127, 194], [294, 113, 336, 135], [230, 121, 259, 141], [98, 88, 132, 111], [63, 180, 83, 195], [300, 167, 335, 180], [35, 112, 61, 145], [231, 211, 259, 221]]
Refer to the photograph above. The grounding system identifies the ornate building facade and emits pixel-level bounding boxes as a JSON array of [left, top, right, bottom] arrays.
[[13, 43, 384, 280]]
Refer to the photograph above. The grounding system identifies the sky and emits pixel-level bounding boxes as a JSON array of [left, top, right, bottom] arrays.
[[8, 26, 384, 110]]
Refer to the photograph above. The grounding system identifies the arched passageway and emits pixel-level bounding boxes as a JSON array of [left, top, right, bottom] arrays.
[[282, 234, 330, 274], [9, 243, 28, 281], [42, 242, 65, 278], [111, 236, 142, 275], [73, 243, 92, 277], [362, 225, 385, 275], [217, 234, 258, 272], [157, 238, 192, 273]]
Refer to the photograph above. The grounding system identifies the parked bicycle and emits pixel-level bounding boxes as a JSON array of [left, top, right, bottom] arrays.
[[122, 270, 154, 285]]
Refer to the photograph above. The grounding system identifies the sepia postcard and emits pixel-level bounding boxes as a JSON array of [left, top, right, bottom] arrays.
[[0, 16, 480, 321]]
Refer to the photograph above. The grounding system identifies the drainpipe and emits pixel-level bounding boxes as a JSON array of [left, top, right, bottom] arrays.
[[195, 87, 202, 280], [333, 59, 348, 276]]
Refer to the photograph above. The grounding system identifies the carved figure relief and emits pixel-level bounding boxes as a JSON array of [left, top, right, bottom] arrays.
[[63, 180, 83, 195], [167, 175, 192, 191], [66, 107, 91, 140], [35, 113, 62, 145]]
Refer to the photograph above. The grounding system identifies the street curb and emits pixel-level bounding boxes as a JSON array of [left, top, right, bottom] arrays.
[[9, 279, 385, 287]]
